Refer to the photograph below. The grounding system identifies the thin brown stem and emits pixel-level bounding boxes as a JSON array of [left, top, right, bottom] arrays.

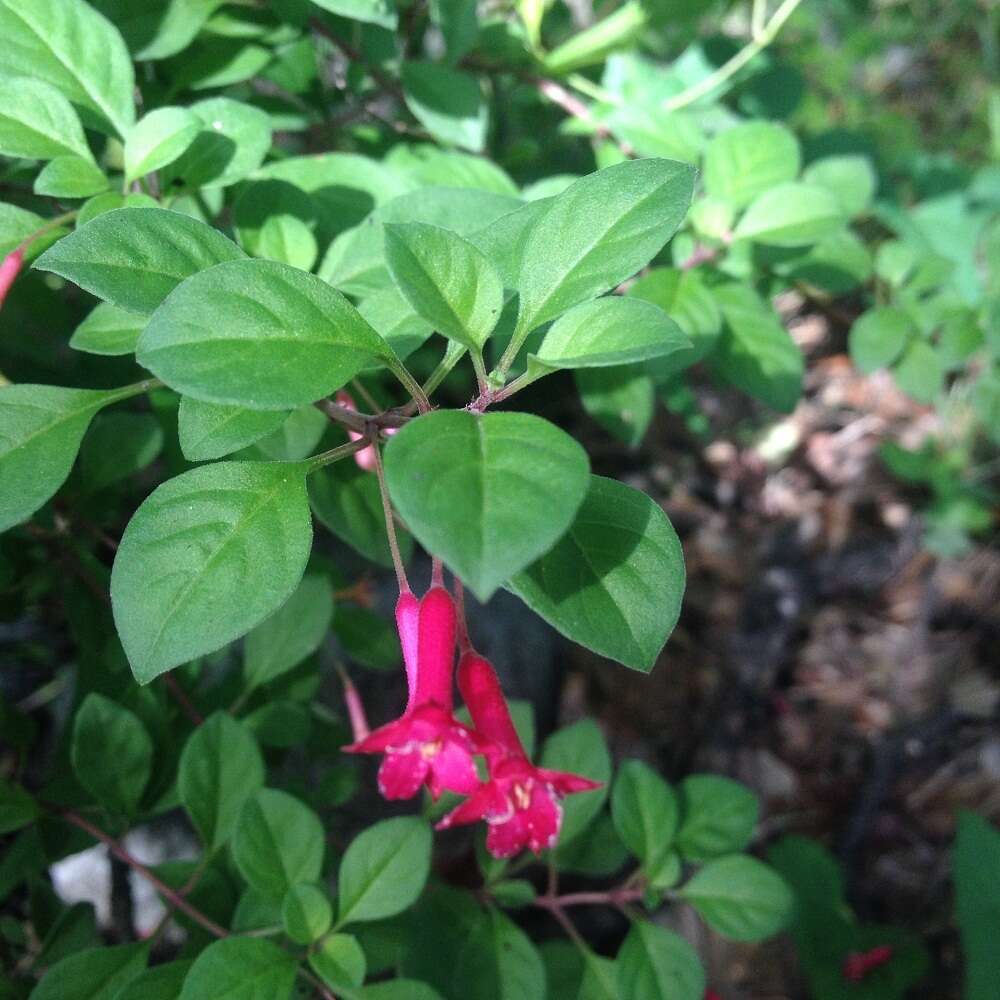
[[53, 808, 228, 938], [534, 79, 634, 157], [162, 673, 203, 726], [453, 577, 471, 653], [535, 887, 646, 910]]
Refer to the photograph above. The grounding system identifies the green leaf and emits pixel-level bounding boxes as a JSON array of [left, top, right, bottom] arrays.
[[711, 284, 803, 413], [0, 779, 39, 834], [401, 62, 487, 152], [136, 259, 394, 410], [676, 774, 759, 860], [734, 182, 844, 247], [124, 107, 202, 184], [114, 961, 192, 1000], [337, 817, 432, 925], [514, 158, 694, 338], [178, 712, 264, 854], [384, 410, 590, 601], [178, 937, 297, 1000], [0, 383, 136, 534], [679, 855, 793, 941], [79, 412, 163, 492], [245, 700, 311, 749], [33, 156, 108, 198], [76, 190, 158, 226], [244, 572, 333, 689], [29, 942, 148, 1000], [955, 811, 1000, 1000], [616, 922, 704, 1000], [467, 198, 552, 290], [575, 366, 655, 448], [542, 0, 646, 74], [0, 0, 135, 137], [0, 77, 93, 161], [384, 222, 504, 350], [252, 406, 327, 461], [542, 941, 618, 1000], [110, 461, 313, 683], [703, 121, 801, 210], [70, 694, 152, 816], [769, 228, 873, 295], [612, 760, 679, 870], [358, 983, 443, 1000], [35, 207, 246, 315], [69, 303, 146, 357], [454, 909, 546, 1000], [159, 97, 271, 191], [177, 398, 290, 462], [309, 0, 397, 28], [849, 307, 914, 374], [282, 883, 333, 944], [358, 286, 434, 362], [233, 788, 325, 899], [892, 339, 943, 403], [802, 155, 876, 218], [1, 202, 67, 259], [510, 475, 684, 672], [530, 297, 689, 378], [540, 719, 611, 844], [309, 932, 367, 991], [310, 460, 413, 569]]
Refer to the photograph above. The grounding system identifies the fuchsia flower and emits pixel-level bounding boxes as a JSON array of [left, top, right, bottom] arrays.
[[842, 944, 894, 983], [437, 651, 601, 858], [345, 587, 479, 800], [0, 247, 25, 311], [336, 390, 396, 471]]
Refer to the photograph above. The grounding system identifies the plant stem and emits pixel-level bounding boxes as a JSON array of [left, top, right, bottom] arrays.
[[388, 357, 431, 412], [661, 0, 806, 112], [17, 210, 78, 253], [162, 673, 203, 726], [53, 808, 229, 938], [306, 438, 370, 473], [371, 438, 410, 594], [470, 349, 489, 398], [534, 78, 634, 157], [535, 886, 647, 910]]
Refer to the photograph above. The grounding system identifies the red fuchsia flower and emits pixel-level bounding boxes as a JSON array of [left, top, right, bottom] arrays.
[[344, 587, 479, 800], [336, 390, 397, 471], [437, 651, 601, 858], [0, 247, 25, 312], [842, 944, 894, 983]]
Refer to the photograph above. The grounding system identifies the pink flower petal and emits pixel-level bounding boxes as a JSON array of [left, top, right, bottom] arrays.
[[427, 739, 480, 799], [524, 782, 563, 853], [396, 591, 420, 712], [0, 248, 25, 310], [486, 809, 530, 859], [377, 749, 429, 800], [457, 652, 524, 758], [413, 587, 456, 709], [537, 768, 603, 796]]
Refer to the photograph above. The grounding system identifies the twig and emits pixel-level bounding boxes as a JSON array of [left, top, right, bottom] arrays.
[[534, 78, 634, 157], [371, 438, 410, 594], [535, 887, 646, 910]]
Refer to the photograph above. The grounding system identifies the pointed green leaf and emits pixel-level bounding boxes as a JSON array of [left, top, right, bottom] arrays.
[[401, 62, 487, 152], [849, 306, 914, 374], [35, 208, 246, 315], [0, 76, 93, 161], [703, 122, 800, 210], [282, 884, 333, 945], [384, 222, 504, 350], [679, 855, 793, 941], [309, 933, 367, 991], [530, 296, 689, 377], [30, 942, 148, 1000], [454, 910, 546, 999], [338, 817, 432, 925], [33, 156, 108, 198], [735, 182, 844, 247], [616, 922, 704, 1000], [575, 366, 655, 448], [612, 760, 679, 870], [540, 719, 611, 845], [514, 158, 695, 338], [243, 572, 333, 689], [179, 938, 297, 1000], [68, 303, 143, 356], [0, 383, 137, 533], [124, 107, 202, 184], [137, 259, 395, 410], [510, 476, 684, 671], [384, 410, 590, 600], [177, 398, 291, 462], [677, 774, 759, 861], [232, 788, 325, 899], [0, 0, 135, 137], [178, 712, 264, 854], [110, 461, 313, 683]]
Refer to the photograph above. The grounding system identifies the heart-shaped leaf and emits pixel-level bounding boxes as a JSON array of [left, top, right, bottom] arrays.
[[110, 461, 313, 683], [384, 410, 590, 600]]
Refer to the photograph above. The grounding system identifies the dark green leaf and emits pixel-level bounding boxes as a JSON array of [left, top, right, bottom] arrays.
[[0, 779, 39, 834], [178, 712, 265, 854], [177, 398, 290, 462], [80, 412, 163, 492], [243, 572, 333, 689], [510, 476, 684, 672], [35, 208, 245, 315], [703, 122, 800, 210], [575, 366, 655, 448], [401, 62, 487, 152], [616, 922, 704, 1000], [233, 788, 325, 899], [69, 303, 146, 357], [33, 156, 108, 198], [612, 760, 679, 870], [676, 774, 759, 860], [539, 719, 610, 844], [0, 77, 93, 161], [454, 909, 546, 1000], [282, 883, 333, 944], [384, 222, 504, 350], [29, 942, 147, 1000], [384, 410, 590, 600], [953, 812, 1000, 1000], [124, 107, 202, 184], [110, 461, 313, 683], [113, 961, 192, 1000], [337, 817, 431, 925], [0, 0, 135, 137], [178, 937, 297, 1000], [136, 260, 394, 410], [309, 932, 367, 991]]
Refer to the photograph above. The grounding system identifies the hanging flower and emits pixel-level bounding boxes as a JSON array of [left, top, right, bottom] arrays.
[[0, 248, 25, 312], [842, 944, 894, 983], [437, 651, 601, 858], [344, 587, 479, 800]]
